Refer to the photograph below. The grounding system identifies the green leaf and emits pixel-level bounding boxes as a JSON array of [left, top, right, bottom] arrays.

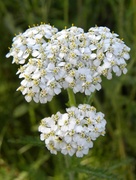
[[73, 166, 118, 180]]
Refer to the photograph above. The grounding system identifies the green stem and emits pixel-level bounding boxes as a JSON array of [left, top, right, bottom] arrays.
[[64, 155, 74, 180], [67, 88, 76, 107]]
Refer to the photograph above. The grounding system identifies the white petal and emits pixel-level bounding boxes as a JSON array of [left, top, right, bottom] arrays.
[[25, 95, 32, 102]]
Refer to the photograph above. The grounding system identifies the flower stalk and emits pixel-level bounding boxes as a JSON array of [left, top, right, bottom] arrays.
[[67, 88, 76, 107]]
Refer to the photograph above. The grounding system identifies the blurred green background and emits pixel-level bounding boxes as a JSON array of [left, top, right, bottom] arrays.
[[0, 0, 136, 179]]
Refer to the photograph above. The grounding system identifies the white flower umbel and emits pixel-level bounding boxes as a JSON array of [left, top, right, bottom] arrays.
[[38, 104, 106, 157], [6, 24, 58, 64], [6, 24, 130, 103], [87, 26, 130, 79], [6, 24, 59, 103]]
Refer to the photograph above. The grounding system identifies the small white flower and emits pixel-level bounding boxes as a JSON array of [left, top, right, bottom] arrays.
[[61, 142, 76, 156], [76, 145, 89, 158]]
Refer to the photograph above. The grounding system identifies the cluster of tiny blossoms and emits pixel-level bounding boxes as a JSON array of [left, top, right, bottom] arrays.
[[38, 104, 106, 157], [6, 24, 130, 157], [6, 24, 130, 103]]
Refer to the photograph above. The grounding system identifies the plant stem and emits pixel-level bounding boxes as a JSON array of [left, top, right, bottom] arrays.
[[64, 155, 74, 180], [67, 88, 76, 107]]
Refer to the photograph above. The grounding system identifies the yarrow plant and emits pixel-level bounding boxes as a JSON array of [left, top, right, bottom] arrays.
[[6, 23, 130, 157]]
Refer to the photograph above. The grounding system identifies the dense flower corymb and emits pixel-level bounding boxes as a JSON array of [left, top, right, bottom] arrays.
[[38, 104, 106, 157], [6, 24, 130, 103]]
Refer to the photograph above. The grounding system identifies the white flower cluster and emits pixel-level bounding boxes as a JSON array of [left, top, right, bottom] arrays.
[[38, 104, 106, 157], [6, 24, 130, 103], [6, 24, 58, 64]]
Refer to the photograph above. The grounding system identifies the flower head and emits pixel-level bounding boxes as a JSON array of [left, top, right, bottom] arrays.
[[38, 104, 106, 157], [6, 25, 130, 103]]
